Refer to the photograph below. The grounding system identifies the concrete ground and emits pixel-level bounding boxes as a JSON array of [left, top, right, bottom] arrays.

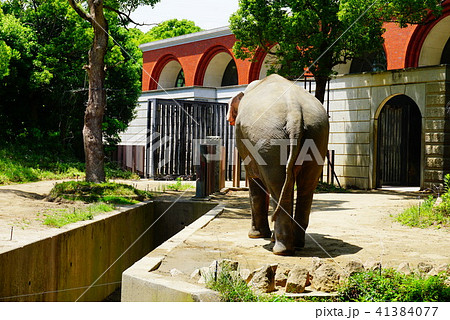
[[150, 188, 450, 284]]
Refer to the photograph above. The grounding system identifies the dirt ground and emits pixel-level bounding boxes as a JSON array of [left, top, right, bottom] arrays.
[[1, 180, 449, 272]]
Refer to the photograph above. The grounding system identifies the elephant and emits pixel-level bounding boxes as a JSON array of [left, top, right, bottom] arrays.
[[227, 74, 329, 256]]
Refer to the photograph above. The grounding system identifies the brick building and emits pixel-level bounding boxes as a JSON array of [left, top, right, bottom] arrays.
[[118, 1, 450, 189]]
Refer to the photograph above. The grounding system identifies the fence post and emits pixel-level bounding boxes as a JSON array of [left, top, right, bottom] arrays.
[[194, 144, 208, 199]]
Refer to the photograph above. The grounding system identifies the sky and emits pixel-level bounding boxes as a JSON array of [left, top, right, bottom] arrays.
[[131, 0, 240, 32]]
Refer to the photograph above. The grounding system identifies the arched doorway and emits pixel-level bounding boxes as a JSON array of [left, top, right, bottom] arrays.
[[377, 95, 421, 187]]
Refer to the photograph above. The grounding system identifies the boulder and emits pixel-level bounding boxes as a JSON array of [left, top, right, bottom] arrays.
[[417, 262, 433, 274], [343, 260, 365, 277], [285, 267, 310, 293], [311, 264, 340, 292], [275, 264, 292, 287], [397, 262, 412, 275], [170, 268, 183, 277], [364, 259, 382, 272], [239, 269, 253, 283], [248, 265, 276, 293]]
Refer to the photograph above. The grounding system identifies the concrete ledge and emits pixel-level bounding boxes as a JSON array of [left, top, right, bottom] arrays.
[[121, 204, 225, 302]]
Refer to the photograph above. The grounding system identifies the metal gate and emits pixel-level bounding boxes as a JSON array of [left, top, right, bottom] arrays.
[[146, 98, 235, 180], [377, 95, 421, 186]]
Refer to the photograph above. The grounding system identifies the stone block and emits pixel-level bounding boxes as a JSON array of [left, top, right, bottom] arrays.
[[285, 267, 310, 293]]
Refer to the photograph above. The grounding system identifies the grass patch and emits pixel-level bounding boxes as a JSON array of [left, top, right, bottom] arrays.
[[338, 269, 450, 302], [396, 195, 450, 229], [42, 203, 115, 228], [49, 181, 152, 205], [166, 177, 195, 191]]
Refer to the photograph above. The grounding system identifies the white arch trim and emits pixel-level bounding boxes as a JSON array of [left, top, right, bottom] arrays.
[[418, 15, 450, 67]]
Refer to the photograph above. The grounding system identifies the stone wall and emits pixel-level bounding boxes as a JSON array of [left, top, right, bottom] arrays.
[[326, 65, 449, 189]]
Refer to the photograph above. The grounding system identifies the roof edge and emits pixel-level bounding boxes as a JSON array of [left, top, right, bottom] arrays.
[[139, 26, 232, 52]]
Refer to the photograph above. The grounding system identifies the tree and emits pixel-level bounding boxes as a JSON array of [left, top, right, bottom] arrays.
[[133, 18, 203, 44], [67, 0, 160, 182], [0, 0, 142, 160], [230, 0, 442, 103]]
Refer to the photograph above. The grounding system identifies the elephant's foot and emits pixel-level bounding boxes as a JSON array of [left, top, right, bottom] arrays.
[[273, 241, 295, 256], [248, 227, 271, 239]]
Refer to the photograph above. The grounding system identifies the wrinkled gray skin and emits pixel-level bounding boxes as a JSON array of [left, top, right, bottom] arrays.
[[227, 74, 329, 256]]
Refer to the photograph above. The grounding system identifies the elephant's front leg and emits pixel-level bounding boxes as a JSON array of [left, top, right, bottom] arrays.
[[248, 178, 271, 238]]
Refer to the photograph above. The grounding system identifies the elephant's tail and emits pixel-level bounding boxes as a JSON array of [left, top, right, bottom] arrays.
[[271, 135, 303, 222]]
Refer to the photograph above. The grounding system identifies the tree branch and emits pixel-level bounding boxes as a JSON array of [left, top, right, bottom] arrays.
[[67, 0, 92, 23], [103, 5, 158, 27]]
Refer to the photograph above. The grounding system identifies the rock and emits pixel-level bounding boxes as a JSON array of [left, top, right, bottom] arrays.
[[198, 266, 212, 284], [275, 264, 292, 287], [311, 264, 340, 292], [433, 196, 443, 207], [397, 262, 412, 275], [311, 257, 323, 272], [240, 269, 253, 283], [209, 259, 239, 272], [343, 260, 365, 277], [248, 265, 276, 293], [170, 268, 183, 277], [190, 269, 201, 280], [417, 262, 433, 274], [427, 268, 439, 277], [285, 267, 310, 293], [364, 259, 382, 271], [435, 264, 450, 275]]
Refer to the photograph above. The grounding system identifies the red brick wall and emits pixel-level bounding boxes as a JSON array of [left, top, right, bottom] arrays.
[[382, 23, 418, 70], [142, 34, 253, 91]]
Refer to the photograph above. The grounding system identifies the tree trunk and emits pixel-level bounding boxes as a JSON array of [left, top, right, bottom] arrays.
[[314, 75, 328, 105], [83, 1, 108, 183]]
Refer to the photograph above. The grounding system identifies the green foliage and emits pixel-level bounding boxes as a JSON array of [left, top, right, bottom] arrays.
[[0, 142, 137, 185], [131, 19, 203, 45], [42, 203, 115, 228], [338, 269, 450, 302], [315, 182, 348, 193], [206, 265, 260, 302], [0, 0, 144, 152], [49, 181, 152, 204], [230, 0, 441, 101]]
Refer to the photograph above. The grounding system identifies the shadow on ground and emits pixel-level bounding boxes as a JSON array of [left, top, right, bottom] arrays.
[[263, 233, 362, 258], [0, 189, 46, 200]]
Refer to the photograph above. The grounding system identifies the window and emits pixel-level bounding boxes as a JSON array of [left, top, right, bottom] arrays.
[[221, 60, 238, 87], [175, 70, 185, 87]]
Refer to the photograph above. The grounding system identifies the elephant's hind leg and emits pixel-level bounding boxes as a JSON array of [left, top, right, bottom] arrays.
[[248, 178, 271, 239]]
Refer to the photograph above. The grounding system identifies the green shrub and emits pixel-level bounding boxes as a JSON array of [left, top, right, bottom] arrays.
[[339, 269, 450, 302], [49, 181, 152, 205], [397, 194, 450, 229], [166, 177, 194, 191]]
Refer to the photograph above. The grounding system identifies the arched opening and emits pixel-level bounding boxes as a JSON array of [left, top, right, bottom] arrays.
[[157, 59, 184, 90], [221, 60, 238, 86], [202, 51, 236, 87], [258, 45, 280, 80], [440, 36, 450, 64], [350, 49, 387, 73], [377, 95, 421, 187]]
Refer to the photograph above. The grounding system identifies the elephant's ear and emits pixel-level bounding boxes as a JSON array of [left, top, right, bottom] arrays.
[[227, 92, 244, 126]]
